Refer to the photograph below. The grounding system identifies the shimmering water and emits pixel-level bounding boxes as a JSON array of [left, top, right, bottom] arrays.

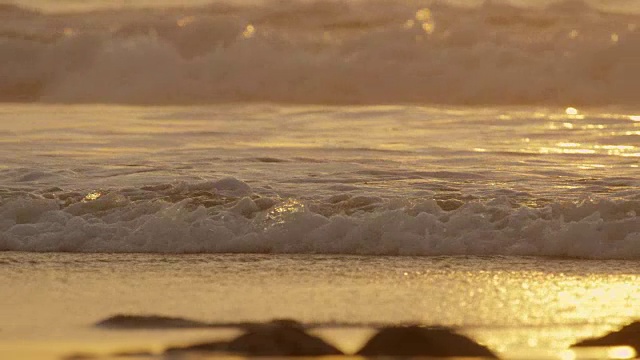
[[1, 1, 639, 359], [1, 105, 638, 257], [1, 253, 639, 359]]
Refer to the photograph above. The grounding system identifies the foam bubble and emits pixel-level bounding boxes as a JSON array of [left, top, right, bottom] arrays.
[[1, 179, 638, 258]]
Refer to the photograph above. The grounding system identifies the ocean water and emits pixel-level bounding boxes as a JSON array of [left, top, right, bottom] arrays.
[[1, 104, 638, 257], [2, 0, 640, 105], [0, 0, 639, 359]]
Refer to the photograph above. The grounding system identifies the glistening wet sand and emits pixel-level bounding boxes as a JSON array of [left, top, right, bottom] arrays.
[[1, 253, 639, 359]]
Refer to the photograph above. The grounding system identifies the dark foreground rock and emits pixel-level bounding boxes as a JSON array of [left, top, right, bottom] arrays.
[[357, 326, 498, 358], [96, 314, 211, 329], [166, 319, 343, 356], [96, 314, 299, 330], [64, 350, 152, 360], [572, 322, 640, 352]]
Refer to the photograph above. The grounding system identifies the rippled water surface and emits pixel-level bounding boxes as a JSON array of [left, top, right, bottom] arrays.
[[0, 104, 638, 257]]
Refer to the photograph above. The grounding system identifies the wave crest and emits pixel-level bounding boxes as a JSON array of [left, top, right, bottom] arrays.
[[1, 178, 639, 258], [0, 1, 639, 105]]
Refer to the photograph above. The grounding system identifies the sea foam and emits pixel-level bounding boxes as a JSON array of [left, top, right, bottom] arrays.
[[0, 0, 638, 105], [1, 178, 639, 258]]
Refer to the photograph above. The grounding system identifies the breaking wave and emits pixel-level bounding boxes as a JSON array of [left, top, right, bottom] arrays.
[[1, 0, 639, 106], [1, 178, 639, 258]]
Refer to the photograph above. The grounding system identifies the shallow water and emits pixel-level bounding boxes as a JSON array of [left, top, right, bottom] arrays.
[[0, 253, 639, 359], [0, 104, 638, 257]]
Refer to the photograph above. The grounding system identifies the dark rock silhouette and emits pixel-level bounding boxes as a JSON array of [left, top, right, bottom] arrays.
[[166, 319, 343, 356], [357, 326, 498, 358], [62, 354, 97, 360], [96, 313, 420, 330], [63, 350, 152, 360], [572, 321, 640, 353], [227, 319, 342, 356], [165, 341, 229, 354], [96, 314, 210, 329]]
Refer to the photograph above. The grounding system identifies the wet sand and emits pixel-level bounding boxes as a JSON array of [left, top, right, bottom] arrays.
[[1, 253, 639, 359]]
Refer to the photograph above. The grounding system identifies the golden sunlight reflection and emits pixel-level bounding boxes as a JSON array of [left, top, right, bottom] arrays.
[[83, 191, 102, 202], [176, 16, 195, 27], [566, 346, 637, 360], [404, 19, 415, 29], [415, 8, 431, 21], [242, 24, 256, 39], [565, 107, 579, 116], [415, 8, 435, 34], [630, 115, 640, 121], [469, 271, 640, 359], [601, 147, 635, 156], [595, 145, 635, 150], [611, 33, 620, 43], [577, 164, 605, 169], [519, 127, 638, 158], [585, 283, 634, 318], [563, 107, 585, 120], [582, 124, 605, 130], [422, 22, 435, 34], [608, 346, 637, 360], [538, 147, 595, 155], [556, 142, 580, 148], [266, 199, 305, 226], [559, 349, 576, 360]]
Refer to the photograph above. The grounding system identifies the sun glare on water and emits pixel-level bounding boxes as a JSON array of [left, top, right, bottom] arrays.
[[243, 24, 256, 39], [565, 107, 579, 116], [609, 346, 637, 360], [83, 191, 102, 202]]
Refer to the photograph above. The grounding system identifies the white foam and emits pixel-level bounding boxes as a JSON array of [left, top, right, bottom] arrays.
[[0, 1, 638, 105], [1, 178, 639, 258]]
